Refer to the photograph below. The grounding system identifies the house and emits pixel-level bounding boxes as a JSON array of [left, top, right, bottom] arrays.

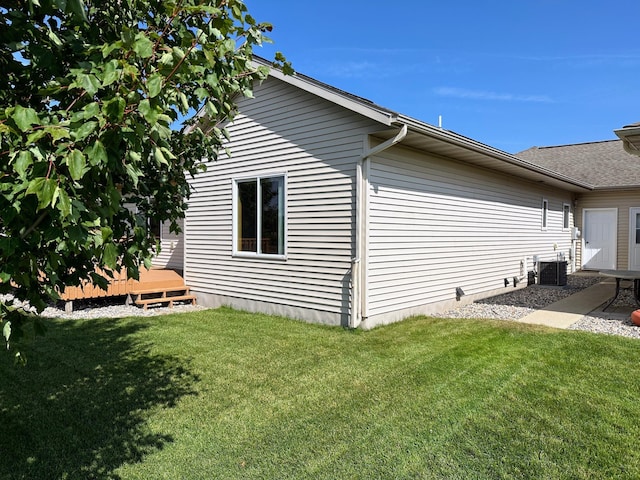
[[517, 140, 640, 272], [165, 58, 609, 330]]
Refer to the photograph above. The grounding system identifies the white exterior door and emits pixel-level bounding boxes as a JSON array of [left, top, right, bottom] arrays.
[[582, 208, 617, 270], [629, 208, 640, 270]]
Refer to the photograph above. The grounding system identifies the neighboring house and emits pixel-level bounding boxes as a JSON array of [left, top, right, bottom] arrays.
[[171, 59, 601, 329], [154, 219, 184, 272], [517, 140, 640, 272], [124, 203, 184, 272]]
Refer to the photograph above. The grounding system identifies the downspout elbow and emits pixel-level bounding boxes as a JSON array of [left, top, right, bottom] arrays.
[[360, 124, 408, 160], [352, 124, 408, 329]]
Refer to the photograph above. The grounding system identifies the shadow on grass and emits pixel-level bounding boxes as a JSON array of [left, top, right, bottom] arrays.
[[0, 316, 199, 480]]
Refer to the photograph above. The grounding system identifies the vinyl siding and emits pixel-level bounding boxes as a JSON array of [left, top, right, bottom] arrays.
[[184, 77, 379, 325], [366, 146, 575, 319], [575, 189, 640, 269]]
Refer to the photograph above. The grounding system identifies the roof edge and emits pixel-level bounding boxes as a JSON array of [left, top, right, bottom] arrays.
[[254, 56, 398, 127], [397, 115, 594, 191]]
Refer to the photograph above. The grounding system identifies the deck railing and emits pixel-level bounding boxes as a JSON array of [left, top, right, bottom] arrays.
[[59, 268, 185, 301]]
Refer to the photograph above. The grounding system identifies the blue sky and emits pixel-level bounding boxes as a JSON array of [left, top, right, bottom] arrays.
[[246, 0, 640, 153]]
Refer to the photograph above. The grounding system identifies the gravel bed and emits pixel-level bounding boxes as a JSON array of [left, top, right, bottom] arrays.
[[42, 296, 207, 319], [441, 275, 640, 340], [2, 294, 206, 320]]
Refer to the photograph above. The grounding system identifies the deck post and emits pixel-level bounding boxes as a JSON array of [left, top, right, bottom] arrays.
[[64, 300, 73, 313]]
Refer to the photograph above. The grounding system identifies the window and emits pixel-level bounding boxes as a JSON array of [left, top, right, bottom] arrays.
[[635, 212, 640, 244], [542, 199, 548, 230], [148, 216, 162, 240], [234, 174, 286, 257], [563, 204, 571, 230]]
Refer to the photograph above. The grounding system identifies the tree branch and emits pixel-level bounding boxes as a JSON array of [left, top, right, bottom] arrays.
[[20, 211, 48, 240]]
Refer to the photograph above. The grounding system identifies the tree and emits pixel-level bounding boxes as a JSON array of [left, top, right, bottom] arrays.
[[0, 0, 291, 356]]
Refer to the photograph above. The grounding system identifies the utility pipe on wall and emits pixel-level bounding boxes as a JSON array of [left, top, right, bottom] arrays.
[[350, 124, 408, 328]]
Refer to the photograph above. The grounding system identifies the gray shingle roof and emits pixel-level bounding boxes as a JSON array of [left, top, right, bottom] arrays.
[[516, 140, 640, 189]]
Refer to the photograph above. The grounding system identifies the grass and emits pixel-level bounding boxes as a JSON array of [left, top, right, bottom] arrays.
[[2, 307, 640, 479]]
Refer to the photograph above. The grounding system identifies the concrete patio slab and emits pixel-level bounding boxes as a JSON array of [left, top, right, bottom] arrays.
[[517, 280, 626, 329]]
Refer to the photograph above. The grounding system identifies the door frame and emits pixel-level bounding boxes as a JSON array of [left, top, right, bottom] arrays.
[[628, 207, 640, 270], [582, 208, 617, 270]]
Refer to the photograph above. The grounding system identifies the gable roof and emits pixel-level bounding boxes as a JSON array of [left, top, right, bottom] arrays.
[[516, 140, 640, 189], [258, 58, 593, 193]]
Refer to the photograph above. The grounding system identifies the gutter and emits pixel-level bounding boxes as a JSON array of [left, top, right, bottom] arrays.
[[351, 124, 408, 328]]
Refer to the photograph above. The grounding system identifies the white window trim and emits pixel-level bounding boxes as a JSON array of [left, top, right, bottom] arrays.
[[562, 203, 571, 231], [541, 198, 549, 231], [232, 173, 287, 260]]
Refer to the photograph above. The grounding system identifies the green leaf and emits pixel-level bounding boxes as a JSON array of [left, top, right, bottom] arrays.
[[86, 140, 108, 166], [26, 178, 46, 196], [26, 129, 47, 144], [57, 188, 72, 217], [153, 146, 168, 165], [205, 101, 218, 117], [125, 163, 143, 187], [195, 87, 209, 100], [101, 226, 113, 242], [37, 179, 57, 209], [102, 59, 120, 86], [15, 151, 33, 178], [103, 243, 119, 269], [133, 34, 154, 58], [178, 91, 189, 112], [66, 0, 88, 23], [147, 73, 163, 98], [67, 149, 86, 180], [139, 99, 159, 125], [160, 146, 176, 160], [47, 27, 63, 47], [51, 185, 60, 208], [73, 120, 98, 141], [44, 125, 71, 142], [79, 73, 101, 96], [128, 150, 142, 163], [103, 96, 126, 122], [12, 106, 39, 131], [3, 320, 11, 343], [83, 102, 101, 120]]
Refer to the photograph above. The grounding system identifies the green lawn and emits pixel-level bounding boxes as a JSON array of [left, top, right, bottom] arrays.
[[2, 307, 640, 479]]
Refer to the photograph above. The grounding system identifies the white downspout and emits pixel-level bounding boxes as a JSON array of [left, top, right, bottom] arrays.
[[351, 124, 408, 328]]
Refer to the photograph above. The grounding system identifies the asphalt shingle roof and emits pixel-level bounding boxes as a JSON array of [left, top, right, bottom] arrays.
[[516, 140, 640, 189]]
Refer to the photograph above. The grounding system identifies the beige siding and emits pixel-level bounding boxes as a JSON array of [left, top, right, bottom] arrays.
[[575, 189, 640, 269], [185, 77, 379, 325], [366, 147, 575, 321]]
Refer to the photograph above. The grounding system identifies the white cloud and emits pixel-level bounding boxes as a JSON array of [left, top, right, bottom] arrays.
[[323, 61, 378, 78], [434, 87, 553, 103]]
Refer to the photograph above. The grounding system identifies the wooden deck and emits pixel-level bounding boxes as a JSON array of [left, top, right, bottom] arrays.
[[60, 268, 190, 311]]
